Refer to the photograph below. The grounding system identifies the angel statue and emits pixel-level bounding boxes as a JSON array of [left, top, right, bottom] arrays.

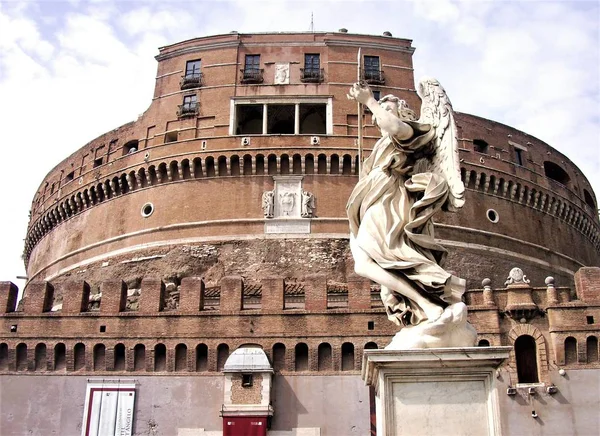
[[346, 79, 476, 349]]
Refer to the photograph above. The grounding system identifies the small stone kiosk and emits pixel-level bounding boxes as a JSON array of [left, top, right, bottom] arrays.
[[221, 345, 274, 436]]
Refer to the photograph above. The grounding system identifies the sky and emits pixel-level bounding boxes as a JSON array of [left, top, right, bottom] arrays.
[[0, 0, 599, 291]]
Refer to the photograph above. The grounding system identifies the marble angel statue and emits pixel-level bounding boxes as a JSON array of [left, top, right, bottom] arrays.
[[346, 79, 476, 349]]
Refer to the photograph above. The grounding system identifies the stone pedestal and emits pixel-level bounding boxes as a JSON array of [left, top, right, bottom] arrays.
[[362, 347, 511, 436]]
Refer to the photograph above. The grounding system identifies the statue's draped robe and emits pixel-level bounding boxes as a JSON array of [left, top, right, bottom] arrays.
[[347, 123, 453, 326]]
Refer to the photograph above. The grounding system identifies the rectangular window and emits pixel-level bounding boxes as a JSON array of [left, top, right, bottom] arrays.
[[93, 158, 103, 168], [515, 148, 523, 166], [299, 104, 326, 134], [66, 171, 74, 182], [236, 104, 264, 134], [267, 104, 295, 134], [245, 55, 260, 71], [305, 54, 320, 71], [185, 59, 201, 78], [364, 56, 380, 77]]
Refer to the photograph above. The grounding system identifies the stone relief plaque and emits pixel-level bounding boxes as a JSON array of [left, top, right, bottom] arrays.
[[274, 63, 290, 85]]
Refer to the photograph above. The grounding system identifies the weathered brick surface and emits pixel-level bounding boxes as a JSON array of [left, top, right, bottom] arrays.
[[575, 267, 600, 302], [23, 282, 54, 313], [0, 282, 18, 313], [62, 281, 90, 314], [220, 276, 243, 312], [100, 280, 127, 313], [261, 278, 284, 311], [139, 279, 165, 313], [179, 277, 204, 312], [305, 275, 327, 311]]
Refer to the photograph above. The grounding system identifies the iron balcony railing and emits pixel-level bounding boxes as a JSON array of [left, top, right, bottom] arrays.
[[363, 69, 385, 85], [240, 68, 264, 84], [300, 68, 324, 83], [177, 102, 199, 118], [180, 72, 203, 90]]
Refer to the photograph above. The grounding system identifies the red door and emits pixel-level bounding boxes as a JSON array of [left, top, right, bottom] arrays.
[[223, 416, 268, 436]]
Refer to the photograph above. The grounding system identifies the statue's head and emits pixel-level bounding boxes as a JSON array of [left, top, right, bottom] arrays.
[[373, 95, 417, 128]]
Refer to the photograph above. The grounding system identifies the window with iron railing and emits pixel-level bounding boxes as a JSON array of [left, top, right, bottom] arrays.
[[241, 54, 263, 83], [181, 59, 202, 89], [301, 54, 323, 83], [363, 55, 385, 84], [178, 95, 199, 117]]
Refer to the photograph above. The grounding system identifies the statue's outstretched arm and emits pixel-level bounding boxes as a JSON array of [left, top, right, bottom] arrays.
[[348, 82, 413, 140]]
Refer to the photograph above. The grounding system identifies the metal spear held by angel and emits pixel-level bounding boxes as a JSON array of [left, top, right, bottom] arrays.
[[346, 78, 477, 349]]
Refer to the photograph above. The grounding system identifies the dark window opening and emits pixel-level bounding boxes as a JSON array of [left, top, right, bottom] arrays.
[[10, 325, 17, 333], [93, 158, 103, 168], [587, 315, 595, 324], [255, 155, 265, 175], [267, 104, 295, 134], [93, 344, 105, 371], [183, 59, 202, 87], [341, 343, 355, 371], [16, 343, 27, 371], [565, 337, 577, 365], [273, 343, 286, 372], [99, 325, 106, 333], [587, 336, 598, 363], [165, 131, 178, 143], [299, 104, 326, 134], [295, 343, 309, 371], [54, 343, 66, 370], [154, 344, 167, 371], [473, 139, 489, 154], [123, 140, 139, 156], [134, 344, 146, 371], [74, 343, 85, 370], [363, 56, 384, 84], [301, 54, 323, 82], [364, 342, 378, 350], [0, 343, 8, 370], [515, 148, 524, 166], [242, 373, 253, 387], [583, 189, 596, 210], [515, 335, 539, 383], [66, 171, 74, 182], [114, 343, 125, 371], [217, 344, 229, 371], [242, 55, 262, 83], [35, 343, 47, 371], [236, 104, 263, 135], [179, 95, 198, 117], [317, 343, 332, 371], [196, 344, 208, 371], [368, 321, 374, 330], [478, 339, 490, 347], [175, 344, 187, 371], [544, 161, 570, 186], [50, 183, 55, 194]]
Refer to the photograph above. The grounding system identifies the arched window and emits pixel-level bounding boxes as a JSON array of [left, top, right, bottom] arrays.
[[217, 156, 228, 176], [54, 343, 66, 371], [292, 154, 302, 174], [196, 344, 208, 372], [515, 335, 539, 383], [154, 344, 166, 371], [587, 336, 598, 363], [341, 342, 355, 371], [364, 342, 378, 350], [230, 155, 240, 176], [134, 344, 146, 371], [583, 189, 596, 210], [273, 343, 286, 372], [473, 139, 488, 154], [243, 155, 253, 176], [330, 154, 340, 175], [317, 343, 332, 371], [295, 343, 309, 372], [280, 154, 290, 175], [122, 140, 138, 156], [74, 343, 85, 371], [0, 343, 7, 370], [93, 344, 105, 371], [268, 154, 277, 175], [114, 343, 126, 371], [217, 344, 229, 371], [478, 339, 490, 347], [175, 344, 188, 371], [255, 155, 265, 175], [544, 161, 570, 186], [193, 158, 203, 178], [342, 155, 352, 175], [16, 343, 27, 371], [317, 154, 327, 174], [205, 157, 215, 177], [181, 159, 191, 179], [305, 154, 315, 175], [35, 343, 47, 371], [169, 161, 180, 182], [565, 337, 577, 365]]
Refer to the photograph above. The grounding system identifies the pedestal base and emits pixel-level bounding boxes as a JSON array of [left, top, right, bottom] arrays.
[[362, 347, 511, 436]]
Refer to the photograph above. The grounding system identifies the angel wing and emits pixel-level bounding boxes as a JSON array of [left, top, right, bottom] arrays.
[[416, 77, 465, 211]]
